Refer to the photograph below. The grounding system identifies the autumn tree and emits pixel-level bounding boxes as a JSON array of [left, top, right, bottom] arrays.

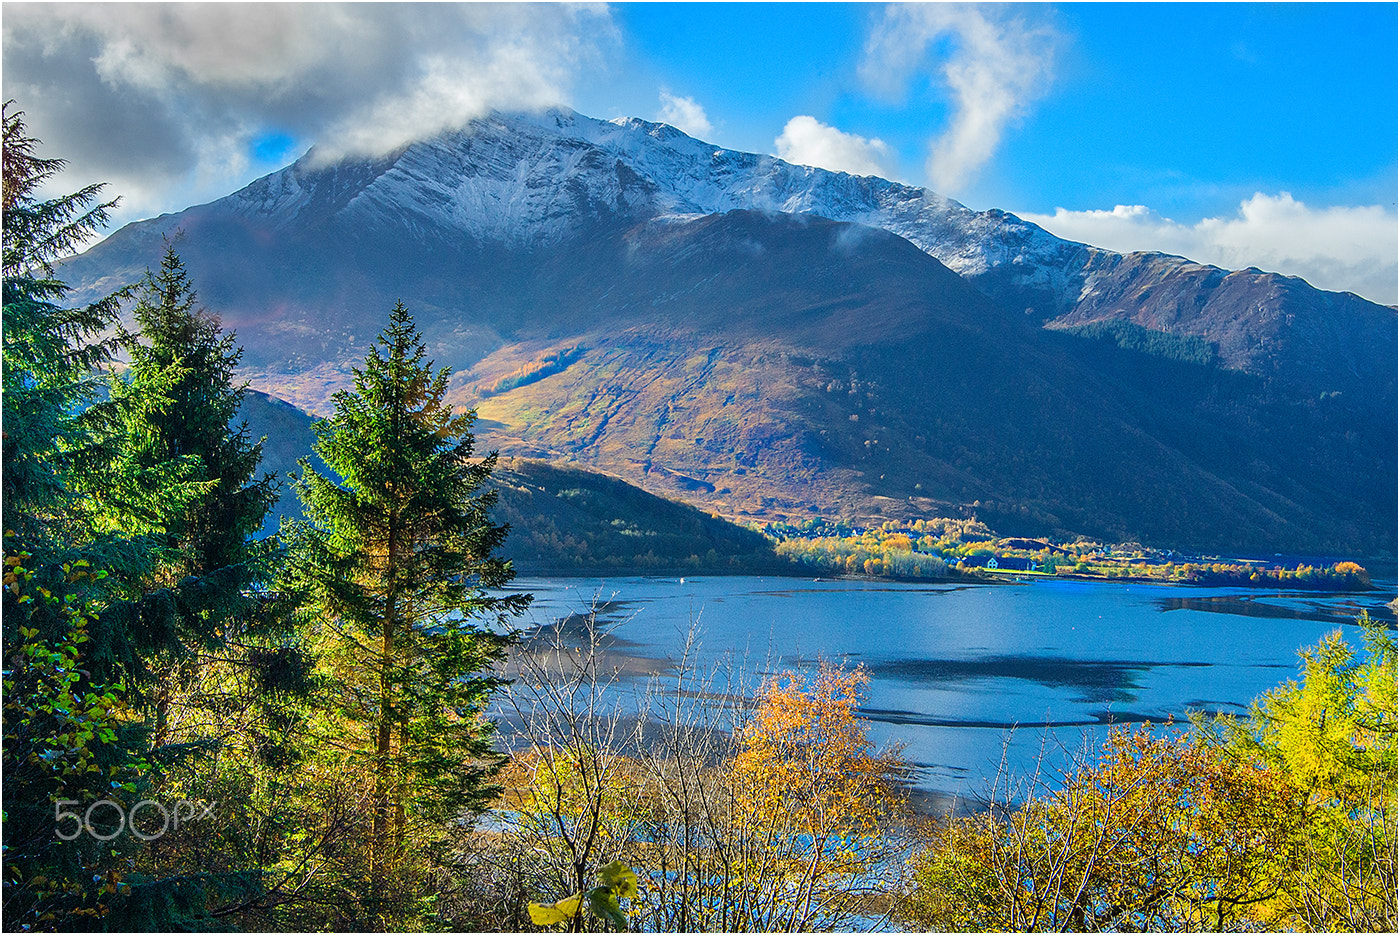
[[902, 616, 1397, 933], [902, 724, 1302, 931], [1218, 615, 1397, 930], [485, 611, 652, 932], [720, 663, 910, 929], [289, 302, 527, 893], [483, 637, 912, 932]]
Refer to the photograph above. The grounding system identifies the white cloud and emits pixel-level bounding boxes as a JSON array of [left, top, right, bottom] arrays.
[[774, 116, 894, 178], [2, 3, 616, 217], [860, 3, 1057, 194], [657, 92, 713, 139], [1018, 193, 1399, 305]]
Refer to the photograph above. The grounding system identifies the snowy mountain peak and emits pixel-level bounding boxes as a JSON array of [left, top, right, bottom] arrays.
[[229, 106, 1080, 289]]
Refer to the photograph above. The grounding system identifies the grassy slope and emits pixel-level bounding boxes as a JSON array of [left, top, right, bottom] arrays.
[[444, 213, 1394, 556]]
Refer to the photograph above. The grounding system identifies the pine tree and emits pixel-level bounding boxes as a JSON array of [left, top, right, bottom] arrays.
[[3, 103, 208, 684], [115, 244, 275, 572], [94, 243, 279, 648], [80, 244, 328, 930], [290, 302, 527, 882], [0, 100, 156, 705], [85, 242, 302, 778], [2, 101, 124, 562]]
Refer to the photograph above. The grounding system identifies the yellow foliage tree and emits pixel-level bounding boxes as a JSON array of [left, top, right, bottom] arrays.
[[904, 725, 1302, 931], [724, 663, 909, 929], [905, 617, 1397, 933], [733, 664, 895, 841], [1220, 616, 1396, 930]]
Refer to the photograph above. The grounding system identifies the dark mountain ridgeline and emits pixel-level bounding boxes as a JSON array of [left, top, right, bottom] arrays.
[[1048, 252, 1396, 404], [58, 108, 1396, 556], [490, 458, 788, 574]]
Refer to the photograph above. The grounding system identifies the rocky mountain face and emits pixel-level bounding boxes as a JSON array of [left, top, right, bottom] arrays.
[[59, 108, 1396, 555]]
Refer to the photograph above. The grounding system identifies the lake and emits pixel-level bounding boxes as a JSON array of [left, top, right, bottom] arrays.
[[501, 574, 1395, 804]]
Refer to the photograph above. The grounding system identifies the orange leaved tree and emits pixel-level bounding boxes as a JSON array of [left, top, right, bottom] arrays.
[[717, 663, 910, 930]]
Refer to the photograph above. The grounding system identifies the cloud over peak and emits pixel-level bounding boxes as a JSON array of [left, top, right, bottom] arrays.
[[774, 116, 895, 179], [3, 3, 615, 213], [1018, 193, 1398, 305], [657, 92, 714, 140]]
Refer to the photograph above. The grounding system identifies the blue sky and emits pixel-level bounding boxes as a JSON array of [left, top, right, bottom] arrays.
[[4, 2, 1396, 302], [588, 3, 1397, 218]]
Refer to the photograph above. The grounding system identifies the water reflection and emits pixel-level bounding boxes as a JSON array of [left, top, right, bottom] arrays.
[[867, 655, 1211, 703]]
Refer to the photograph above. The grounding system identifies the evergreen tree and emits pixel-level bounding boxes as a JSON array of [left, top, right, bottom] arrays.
[[2, 101, 124, 562], [107, 243, 277, 578], [81, 246, 320, 930], [2, 101, 157, 931], [290, 302, 527, 884], [3, 103, 206, 686], [3, 106, 280, 930], [87, 242, 283, 720]]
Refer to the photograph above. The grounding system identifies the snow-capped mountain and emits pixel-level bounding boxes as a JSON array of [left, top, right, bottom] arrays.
[[227, 108, 1086, 298], [56, 107, 1396, 555]]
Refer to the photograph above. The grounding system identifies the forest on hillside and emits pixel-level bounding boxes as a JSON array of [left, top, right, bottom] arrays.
[[4, 105, 1395, 932]]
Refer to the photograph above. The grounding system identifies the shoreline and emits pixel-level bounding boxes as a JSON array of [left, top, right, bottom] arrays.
[[510, 564, 1388, 596]]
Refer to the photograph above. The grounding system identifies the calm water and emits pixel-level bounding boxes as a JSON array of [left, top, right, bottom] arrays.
[[502, 575, 1395, 802]]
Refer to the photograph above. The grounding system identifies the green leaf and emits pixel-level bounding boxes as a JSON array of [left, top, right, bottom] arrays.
[[597, 859, 639, 899], [587, 887, 628, 931]]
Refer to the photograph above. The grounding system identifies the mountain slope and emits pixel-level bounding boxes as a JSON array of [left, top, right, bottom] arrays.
[[448, 209, 1389, 553]]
